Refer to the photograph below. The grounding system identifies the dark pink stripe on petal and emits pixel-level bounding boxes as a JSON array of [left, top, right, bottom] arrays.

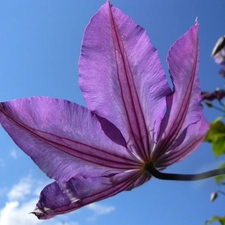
[[156, 116, 208, 167], [153, 25, 204, 161], [0, 97, 139, 182], [108, 4, 150, 160], [33, 170, 148, 219], [79, 2, 170, 161]]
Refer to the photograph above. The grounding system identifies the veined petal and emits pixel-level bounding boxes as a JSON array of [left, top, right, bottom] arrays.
[[79, 2, 171, 160], [0, 97, 139, 182], [156, 116, 208, 167], [33, 170, 149, 219], [153, 24, 205, 160]]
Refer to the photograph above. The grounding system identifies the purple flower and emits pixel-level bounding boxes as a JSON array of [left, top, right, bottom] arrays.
[[201, 89, 225, 102], [212, 35, 225, 65], [212, 35, 225, 77], [0, 2, 208, 219], [219, 68, 225, 77]]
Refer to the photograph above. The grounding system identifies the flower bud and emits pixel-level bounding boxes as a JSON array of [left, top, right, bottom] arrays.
[[210, 192, 218, 202]]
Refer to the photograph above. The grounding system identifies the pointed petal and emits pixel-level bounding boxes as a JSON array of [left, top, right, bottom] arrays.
[[156, 116, 208, 167], [79, 2, 171, 160], [0, 97, 138, 182], [153, 24, 205, 160], [33, 170, 148, 219]]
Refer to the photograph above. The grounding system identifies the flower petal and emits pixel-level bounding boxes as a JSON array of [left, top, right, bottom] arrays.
[[79, 2, 171, 160], [152, 24, 207, 160], [156, 116, 208, 167], [0, 97, 139, 182], [212, 35, 225, 65], [32, 170, 148, 219]]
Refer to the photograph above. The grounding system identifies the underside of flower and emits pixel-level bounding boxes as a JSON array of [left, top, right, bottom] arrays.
[[0, 0, 212, 220]]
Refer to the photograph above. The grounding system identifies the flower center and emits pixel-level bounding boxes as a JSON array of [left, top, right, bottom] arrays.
[[143, 161, 154, 173]]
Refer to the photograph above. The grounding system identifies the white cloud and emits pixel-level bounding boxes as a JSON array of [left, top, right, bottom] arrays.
[[87, 203, 115, 215], [0, 199, 44, 225], [86, 203, 115, 222], [0, 176, 79, 225], [10, 149, 17, 159], [0, 187, 7, 197], [7, 177, 33, 201], [1, 175, 114, 225], [0, 158, 4, 167], [56, 222, 79, 225]]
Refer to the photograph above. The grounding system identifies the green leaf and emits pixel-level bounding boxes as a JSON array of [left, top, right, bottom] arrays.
[[215, 116, 225, 122], [212, 137, 225, 156], [205, 216, 225, 225], [215, 163, 225, 185], [204, 120, 225, 156], [205, 120, 225, 142]]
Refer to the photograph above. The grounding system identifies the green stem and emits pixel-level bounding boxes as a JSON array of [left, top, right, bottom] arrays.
[[217, 190, 225, 196], [148, 165, 225, 181], [205, 102, 225, 113]]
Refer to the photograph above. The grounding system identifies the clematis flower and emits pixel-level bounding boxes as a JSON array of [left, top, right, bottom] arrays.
[[212, 35, 225, 77], [0, 1, 209, 219], [212, 35, 225, 65], [201, 89, 225, 102]]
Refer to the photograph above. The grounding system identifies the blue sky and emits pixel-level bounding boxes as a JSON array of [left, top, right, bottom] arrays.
[[0, 1, 225, 225]]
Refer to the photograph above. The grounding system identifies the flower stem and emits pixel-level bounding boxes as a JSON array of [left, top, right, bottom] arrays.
[[205, 102, 225, 113], [148, 165, 225, 181], [217, 190, 225, 195]]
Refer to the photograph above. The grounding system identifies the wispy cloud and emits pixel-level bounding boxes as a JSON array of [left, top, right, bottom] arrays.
[[0, 199, 44, 225], [1, 175, 112, 224], [0, 187, 7, 197], [7, 176, 33, 201], [10, 149, 17, 159], [0, 158, 4, 167], [58, 222, 79, 225], [0, 175, 79, 225], [86, 203, 115, 222]]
